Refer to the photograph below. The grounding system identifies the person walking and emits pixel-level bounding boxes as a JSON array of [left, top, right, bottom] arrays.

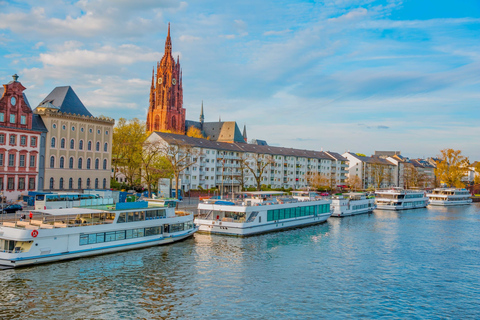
[[29, 211, 33, 221]]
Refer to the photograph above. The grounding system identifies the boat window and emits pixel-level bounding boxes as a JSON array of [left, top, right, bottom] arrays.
[[116, 231, 126, 241], [105, 231, 116, 242], [118, 213, 126, 223], [96, 233, 105, 243]]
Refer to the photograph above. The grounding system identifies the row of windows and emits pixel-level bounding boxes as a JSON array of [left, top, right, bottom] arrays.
[[52, 123, 108, 135], [0, 134, 37, 147], [117, 209, 167, 223], [49, 156, 108, 170], [0, 113, 27, 125], [48, 177, 107, 190], [0, 177, 36, 191], [79, 222, 193, 246], [0, 153, 36, 168], [51, 138, 108, 152], [266, 204, 330, 222]]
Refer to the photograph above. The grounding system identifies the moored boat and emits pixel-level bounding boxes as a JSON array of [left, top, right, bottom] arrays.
[[194, 191, 331, 236], [375, 188, 428, 210], [0, 200, 197, 268], [427, 188, 472, 206], [330, 192, 376, 217]]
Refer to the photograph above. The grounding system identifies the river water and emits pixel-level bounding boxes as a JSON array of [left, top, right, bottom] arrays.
[[1, 204, 479, 319]]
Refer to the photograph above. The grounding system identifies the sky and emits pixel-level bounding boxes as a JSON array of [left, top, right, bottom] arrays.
[[1, 0, 479, 160]]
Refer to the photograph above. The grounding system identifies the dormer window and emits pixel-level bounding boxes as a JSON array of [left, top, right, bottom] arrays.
[[9, 114, 15, 124], [21, 115, 26, 125]]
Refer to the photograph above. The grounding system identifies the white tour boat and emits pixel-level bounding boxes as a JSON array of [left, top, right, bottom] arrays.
[[194, 191, 331, 236], [0, 200, 197, 268], [330, 192, 376, 217], [427, 188, 472, 206], [375, 188, 428, 210]]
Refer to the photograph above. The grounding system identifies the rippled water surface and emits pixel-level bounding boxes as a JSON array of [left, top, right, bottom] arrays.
[[1, 204, 480, 319]]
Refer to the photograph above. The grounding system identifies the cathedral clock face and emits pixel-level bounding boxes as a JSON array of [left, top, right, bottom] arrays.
[[11, 96, 16, 106], [172, 78, 177, 85], [158, 77, 162, 85]]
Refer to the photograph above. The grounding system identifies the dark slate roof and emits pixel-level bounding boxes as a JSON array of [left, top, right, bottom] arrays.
[[0, 87, 4, 97], [32, 114, 48, 132], [325, 151, 348, 161], [185, 120, 201, 131], [252, 139, 268, 146], [22, 92, 32, 111], [151, 132, 334, 160], [38, 86, 93, 117], [202, 121, 245, 143]]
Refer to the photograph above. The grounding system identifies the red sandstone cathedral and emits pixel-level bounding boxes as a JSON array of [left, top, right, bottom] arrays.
[[146, 23, 186, 134], [147, 24, 247, 143]]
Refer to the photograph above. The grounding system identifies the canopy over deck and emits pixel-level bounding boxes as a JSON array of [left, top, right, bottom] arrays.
[[33, 208, 107, 216]]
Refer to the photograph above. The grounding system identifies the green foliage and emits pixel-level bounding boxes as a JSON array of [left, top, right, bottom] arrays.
[[435, 149, 469, 188]]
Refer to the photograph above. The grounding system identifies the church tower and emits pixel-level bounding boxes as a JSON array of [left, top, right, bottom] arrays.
[[146, 23, 186, 133]]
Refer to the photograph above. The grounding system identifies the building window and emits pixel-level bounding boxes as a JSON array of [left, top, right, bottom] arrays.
[[69, 157, 74, 169], [0, 112, 4, 122], [60, 156, 65, 168], [49, 177, 54, 189], [62, 125, 66, 130], [51, 137, 56, 148], [104, 143, 108, 152], [19, 155, 25, 167], [88, 141, 92, 150], [0, 134, 4, 144], [30, 155, 36, 167], [78, 178, 82, 189], [31, 137, 37, 147], [59, 178, 64, 189], [20, 136, 27, 146], [87, 178, 91, 188], [9, 154, 15, 167], [21, 115, 26, 125], [29, 177, 35, 190], [95, 178, 99, 189], [97, 129, 101, 134], [96, 142, 100, 151], [78, 158, 83, 169], [7, 177, 14, 190], [9, 135, 16, 145], [95, 158, 99, 170], [18, 178, 25, 190], [0, 153, 3, 166], [105, 130, 109, 135], [89, 128, 93, 133], [70, 139, 75, 149], [61, 138, 65, 148], [87, 158, 91, 169], [52, 123, 57, 129], [103, 159, 107, 170], [0, 177, 3, 190], [69, 178, 73, 189], [50, 156, 55, 168], [10, 114, 15, 124], [79, 140, 83, 150], [72, 126, 75, 131], [103, 178, 106, 189], [81, 127, 84, 132]]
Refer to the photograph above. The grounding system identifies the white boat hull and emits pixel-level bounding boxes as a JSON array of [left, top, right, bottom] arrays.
[[196, 213, 330, 236], [330, 207, 375, 217], [428, 200, 472, 206], [375, 202, 428, 211]]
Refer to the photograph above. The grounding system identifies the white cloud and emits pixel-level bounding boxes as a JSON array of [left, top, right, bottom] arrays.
[[263, 29, 291, 36], [179, 35, 201, 42]]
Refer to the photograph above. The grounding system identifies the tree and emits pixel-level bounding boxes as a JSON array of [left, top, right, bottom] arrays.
[[160, 140, 199, 199], [345, 175, 362, 191], [307, 172, 331, 190], [112, 118, 147, 187], [241, 153, 275, 191], [141, 140, 173, 197], [403, 164, 418, 189], [186, 126, 204, 138], [434, 149, 469, 188], [369, 160, 393, 188], [473, 162, 480, 185]]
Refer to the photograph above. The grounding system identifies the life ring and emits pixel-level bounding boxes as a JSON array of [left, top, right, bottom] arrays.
[[31, 230, 39, 238]]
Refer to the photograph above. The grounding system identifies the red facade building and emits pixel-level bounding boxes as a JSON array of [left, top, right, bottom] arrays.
[[146, 23, 186, 133], [0, 75, 46, 201]]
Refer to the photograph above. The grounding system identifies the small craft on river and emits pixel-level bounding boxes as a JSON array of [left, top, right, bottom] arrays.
[[330, 192, 376, 217]]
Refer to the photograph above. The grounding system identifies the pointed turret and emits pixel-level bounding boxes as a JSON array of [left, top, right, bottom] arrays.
[[243, 124, 247, 142], [200, 100, 204, 130], [165, 22, 172, 54]]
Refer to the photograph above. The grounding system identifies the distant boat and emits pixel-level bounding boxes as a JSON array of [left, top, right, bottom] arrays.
[[330, 192, 376, 217], [427, 188, 472, 206], [194, 191, 331, 236], [375, 188, 428, 210]]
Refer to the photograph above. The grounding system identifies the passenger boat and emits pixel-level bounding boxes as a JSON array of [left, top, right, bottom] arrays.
[[0, 200, 197, 268], [375, 188, 428, 210], [330, 192, 376, 217], [194, 191, 331, 236], [427, 188, 472, 206]]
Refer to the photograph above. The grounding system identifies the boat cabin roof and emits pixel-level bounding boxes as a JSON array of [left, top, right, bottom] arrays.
[[33, 208, 106, 216], [241, 191, 286, 196]]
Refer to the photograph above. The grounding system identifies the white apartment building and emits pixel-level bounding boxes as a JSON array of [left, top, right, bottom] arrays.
[[147, 132, 349, 193], [342, 152, 396, 189]]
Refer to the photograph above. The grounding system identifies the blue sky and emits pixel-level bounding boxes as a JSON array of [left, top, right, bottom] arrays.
[[1, 0, 479, 159]]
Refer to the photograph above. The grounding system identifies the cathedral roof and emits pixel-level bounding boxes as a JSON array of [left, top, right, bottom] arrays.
[[37, 86, 93, 117], [203, 121, 245, 143]]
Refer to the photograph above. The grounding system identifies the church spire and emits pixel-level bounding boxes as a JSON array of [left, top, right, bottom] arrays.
[[243, 124, 247, 142], [200, 100, 204, 129], [165, 22, 172, 54]]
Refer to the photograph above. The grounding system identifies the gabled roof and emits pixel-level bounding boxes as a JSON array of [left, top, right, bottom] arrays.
[[32, 114, 48, 132], [151, 132, 335, 160], [345, 152, 395, 165], [202, 121, 245, 143], [38, 86, 92, 117], [325, 151, 348, 161]]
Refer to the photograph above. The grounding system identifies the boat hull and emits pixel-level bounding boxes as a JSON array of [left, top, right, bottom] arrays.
[[0, 228, 197, 269], [375, 203, 427, 211], [428, 200, 472, 206], [330, 207, 375, 217], [196, 213, 330, 237]]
